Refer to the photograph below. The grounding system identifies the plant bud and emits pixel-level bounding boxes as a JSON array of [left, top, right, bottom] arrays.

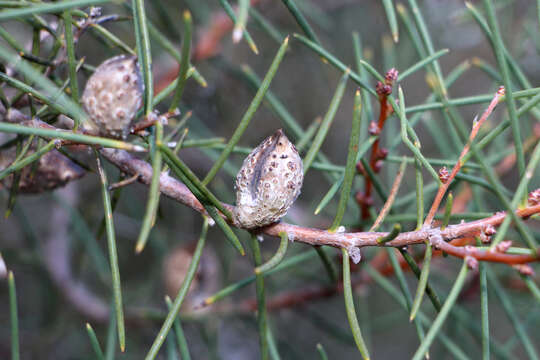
[[81, 55, 143, 139], [0, 145, 85, 193], [234, 129, 303, 229]]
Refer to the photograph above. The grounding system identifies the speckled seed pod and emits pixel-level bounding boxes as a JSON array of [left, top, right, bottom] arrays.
[[0, 146, 85, 194], [234, 129, 303, 229], [81, 55, 143, 139]]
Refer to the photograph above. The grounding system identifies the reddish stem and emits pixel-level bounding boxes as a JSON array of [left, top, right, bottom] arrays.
[[424, 86, 505, 225], [360, 91, 392, 219]]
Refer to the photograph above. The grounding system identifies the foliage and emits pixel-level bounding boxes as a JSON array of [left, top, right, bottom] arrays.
[[0, 0, 540, 359]]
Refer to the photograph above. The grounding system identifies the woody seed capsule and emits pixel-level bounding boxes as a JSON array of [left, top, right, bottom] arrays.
[[234, 129, 303, 229], [81, 55, 143, 139], [0, 144, 85, 193]]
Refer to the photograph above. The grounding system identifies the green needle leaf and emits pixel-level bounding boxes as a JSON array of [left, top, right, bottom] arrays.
[[482, 0, 524, 176], [398, 49, 449, 81], [135, 124, 162, 254], [96, 153, 125, 352], [165, 296, 191, 360], [441, 193, 453, 230], [218, 0, 258, 54], [168, 10, 192, 112], [203, 36, 289, 185], [409, 243, 433, 321], [251, 233, 269, 360], [159, 144, 233, 220], [0, 0, 114, 20], [86, 323, 106, 360], [382, 0, 399, 42], [477, 238, 490, 360], [342, 248, 371, 360], [280, 0, 320, 44], [329, 89, 362, 231], [412, 261, 469, 360], [376, 224, 401, 244], [202, 250, 318, 307], [303, 69, 349, 173], [8, 271, 20, 360], [0, 122, 144, 152], [145, 219, 209, 360], [255, 231, 289, 275], [316, 343, 329, 360]]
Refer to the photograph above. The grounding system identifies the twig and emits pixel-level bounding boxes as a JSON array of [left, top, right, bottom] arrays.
[[430, 236, 539, 265], [423, 87, 505, 226], [358, 68, 398, 219], [370, 158, 407, 231], [191, 0, 261, 61], [108, 172, 139, 190]]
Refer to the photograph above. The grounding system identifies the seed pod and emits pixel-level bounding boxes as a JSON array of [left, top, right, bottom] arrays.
[[163, 244, 219, 313], [0, 145, 85, 194], [234, 129, 303, 229], [81, 55, 143, 139]]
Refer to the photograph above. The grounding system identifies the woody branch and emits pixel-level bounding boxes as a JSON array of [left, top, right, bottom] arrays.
[[101, 147, 540, 265], [3, 97, 538, 266]]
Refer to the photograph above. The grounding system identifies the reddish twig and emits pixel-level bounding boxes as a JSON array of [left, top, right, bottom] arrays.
[[448, 124, 540, 214], [358, 68, 397, 219], [108, 172, 140, 190], [130, 110, 179, 134], [369, 159, 406, 231], [193, 0, 261, 61], [430, 236, 538, 265], [423, 86, 506, 226]]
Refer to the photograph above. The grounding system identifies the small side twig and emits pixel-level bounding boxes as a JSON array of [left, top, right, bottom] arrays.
[[370, 158, 407, 231], [357, 68, 398, 220], [108, 172, 139, 190], [423, 86, 505, 226]]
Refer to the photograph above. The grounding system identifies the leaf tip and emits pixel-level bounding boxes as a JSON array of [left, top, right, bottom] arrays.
[[183, 9, 192, 21], [249, 42, 259, 55], [135, 243, 144, 254], [232, 27, 243, 44]]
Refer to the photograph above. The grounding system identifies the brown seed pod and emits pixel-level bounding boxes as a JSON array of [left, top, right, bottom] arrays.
[[234, 129, 303, 229], [163, 244, 219, 313], [81, 55, 143, 139], [0, 145, 85, 194]]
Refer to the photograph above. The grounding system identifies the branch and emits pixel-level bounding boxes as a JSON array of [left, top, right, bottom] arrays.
[[2, 111, 538, 265], [101, 148, 540, 264]]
